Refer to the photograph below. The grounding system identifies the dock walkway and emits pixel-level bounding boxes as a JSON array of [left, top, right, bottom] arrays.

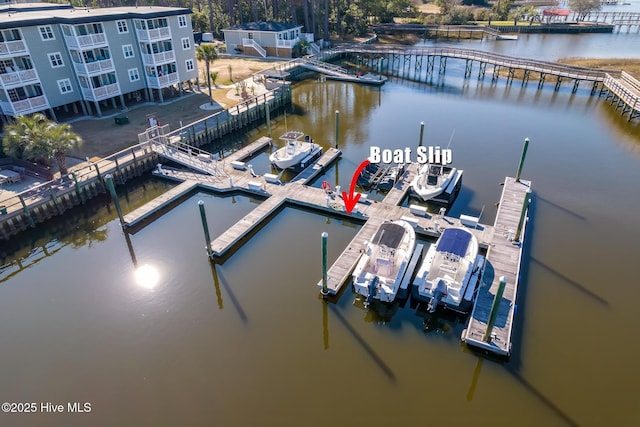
[[462, 177, 531, 357]]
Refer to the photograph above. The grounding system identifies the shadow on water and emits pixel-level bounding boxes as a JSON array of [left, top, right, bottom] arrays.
[[530, 256, 609, 307], [537, 195, 587, 221], [213, 265, 248, 323], [328, 303, 396, 382]]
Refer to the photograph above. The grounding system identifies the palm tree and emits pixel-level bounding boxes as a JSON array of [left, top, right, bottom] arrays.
[[2, 113, 82, 175], [196, 43, 219, 105]]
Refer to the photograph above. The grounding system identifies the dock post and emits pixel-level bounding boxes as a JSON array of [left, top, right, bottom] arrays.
[[69, 172, 84, 203], [418, 121, 425, 147], [265, 101, 271, 138], [514, 190, 532, 242], [18, 194, 35, 227], [483, 276, 507, 342], [105, 174, 125, 228], [198, 200, 213, 259], [334, 110, 340, 149], [321, 232, 329, 297], [515, 138, 530, 182]]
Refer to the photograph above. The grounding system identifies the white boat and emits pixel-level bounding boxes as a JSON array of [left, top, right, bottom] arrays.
[[269, 131, 322, 171], [412, 227, 485, 314], [410, 164, 458, 201], [352, 220, 416, 305]]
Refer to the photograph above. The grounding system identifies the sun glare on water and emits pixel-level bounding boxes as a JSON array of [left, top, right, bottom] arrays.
[[135, 264, 160, 290]]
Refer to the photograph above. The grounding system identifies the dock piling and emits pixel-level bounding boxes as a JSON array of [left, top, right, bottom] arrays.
[[515, 138, 530, 182], [418, 121, 425, 147], [335, 110, 340, 149], [514, 190, 532, 242], [265, 101, 271, 137], [198, 200, 213, 258], [321, 232, 329, 297], [105, 174, 125, 228], [483, 276, 507, 342]]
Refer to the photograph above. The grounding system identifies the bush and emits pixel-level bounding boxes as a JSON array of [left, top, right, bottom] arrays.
[[474, 9, 491, 21]]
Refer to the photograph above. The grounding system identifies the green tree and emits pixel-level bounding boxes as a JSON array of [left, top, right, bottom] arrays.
[[2, 113, 82, 175], [493, 0, 514, 20], [569, 0, 600, 21], [196, 43, 219, 105]]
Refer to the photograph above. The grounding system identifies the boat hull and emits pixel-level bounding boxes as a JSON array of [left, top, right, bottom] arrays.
[[410, 165, 457, 202], [352, 220, 417, 304], [269, 143, 322, 171]]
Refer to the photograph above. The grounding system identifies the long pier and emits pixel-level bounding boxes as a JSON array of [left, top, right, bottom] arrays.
[[462, 177, 531, 357]]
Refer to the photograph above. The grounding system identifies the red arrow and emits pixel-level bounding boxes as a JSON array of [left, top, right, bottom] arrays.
[[342, 159, 370, 213]]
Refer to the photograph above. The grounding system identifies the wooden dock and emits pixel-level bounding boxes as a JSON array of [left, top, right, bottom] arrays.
[[462, 177, 531, 357], [123, 180, 198, 227]]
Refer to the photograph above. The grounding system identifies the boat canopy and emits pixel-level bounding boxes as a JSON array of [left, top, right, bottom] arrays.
[[436, 228, 471, 257], [372, 222, 407, 249]]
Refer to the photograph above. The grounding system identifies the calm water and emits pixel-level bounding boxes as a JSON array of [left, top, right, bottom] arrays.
[[2, 33, 640, 426]]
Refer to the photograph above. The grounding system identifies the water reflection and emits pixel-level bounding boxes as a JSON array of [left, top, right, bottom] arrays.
[[135, 264, 160, 290]]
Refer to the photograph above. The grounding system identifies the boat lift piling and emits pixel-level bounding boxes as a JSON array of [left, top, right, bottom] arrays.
[[334, 110, 340, 149], [321, 232, 329, 297], [483, 276, 507, 342], [105, 174, 125, 228], [418, 121, 425, 147], [265, 102, 271, 138], [198, 200, 214, 259], [515, 138, 530, 182], [514, 190, 532, 242]]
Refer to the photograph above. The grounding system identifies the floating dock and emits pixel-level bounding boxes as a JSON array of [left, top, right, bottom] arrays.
[[462, 177, 531, 357], [134, 137, 530, 358]]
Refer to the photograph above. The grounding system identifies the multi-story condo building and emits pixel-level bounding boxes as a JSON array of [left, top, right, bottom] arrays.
[[0, 2, 198, 123]]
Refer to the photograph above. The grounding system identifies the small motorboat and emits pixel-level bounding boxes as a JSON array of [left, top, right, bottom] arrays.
[[269, 131, 322, 171], [410, 164, 458, 202], [352, 219, 416, 306], [412, 227, 485, 314]]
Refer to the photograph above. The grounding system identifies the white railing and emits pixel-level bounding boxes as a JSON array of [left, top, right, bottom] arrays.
[[72, 58, 114, 75], [80, 82, 120, 101], [136, 27, 171, 42], [242, 38, 266, 57], [0, 95, 48, 115], [309, 42, 321, 55], [0, 40, 27, 56], [64, 33, 107, 49], [0, 69, 38, 87], [147, 72, 179, 88], [276, 39, 295, 48], [141, 50, 175, 65]]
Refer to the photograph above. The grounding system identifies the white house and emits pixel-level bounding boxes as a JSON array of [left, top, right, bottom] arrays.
[[221, 21, 315, 58]]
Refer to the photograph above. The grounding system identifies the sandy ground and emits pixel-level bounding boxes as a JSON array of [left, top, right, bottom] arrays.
[[68, 56, 286, 159]]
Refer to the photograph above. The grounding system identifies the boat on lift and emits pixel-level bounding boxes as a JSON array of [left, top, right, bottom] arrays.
[[352, 219, 416, 306], [412, 227, 485, 314], [410, 163, 459, 202], [269, 131, 322, 171]]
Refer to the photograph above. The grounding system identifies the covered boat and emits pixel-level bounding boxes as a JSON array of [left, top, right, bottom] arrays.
[[352, 220, 416, 305], [412, 227, 484, 313], [410, 164, 458, 202], [269, 131, 322, 171]]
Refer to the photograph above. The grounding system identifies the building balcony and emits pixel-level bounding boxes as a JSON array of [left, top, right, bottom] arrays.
[[63, 33, 108, 49], [80, 82, 120, 101], [72, 58, 114, 76], [0, 68, 38, 88], [0, 95, 48, 116], [147, 72, 179, 89], [136, 27, 171, 42], [0, 40, 28, 58], [141, 50, 175, 66]]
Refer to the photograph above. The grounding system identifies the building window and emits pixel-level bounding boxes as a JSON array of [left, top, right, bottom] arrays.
[[117, 20, 128, 34], [39, 26, 55, 41], [178, 15, 188, 28], [181, 37, 191, 50], [57, 79, 73, 94], [49, 52, 64, 68], [186, 59, 194, 72], [122, 44, 134, 59], [128, 68, 140, 82]]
